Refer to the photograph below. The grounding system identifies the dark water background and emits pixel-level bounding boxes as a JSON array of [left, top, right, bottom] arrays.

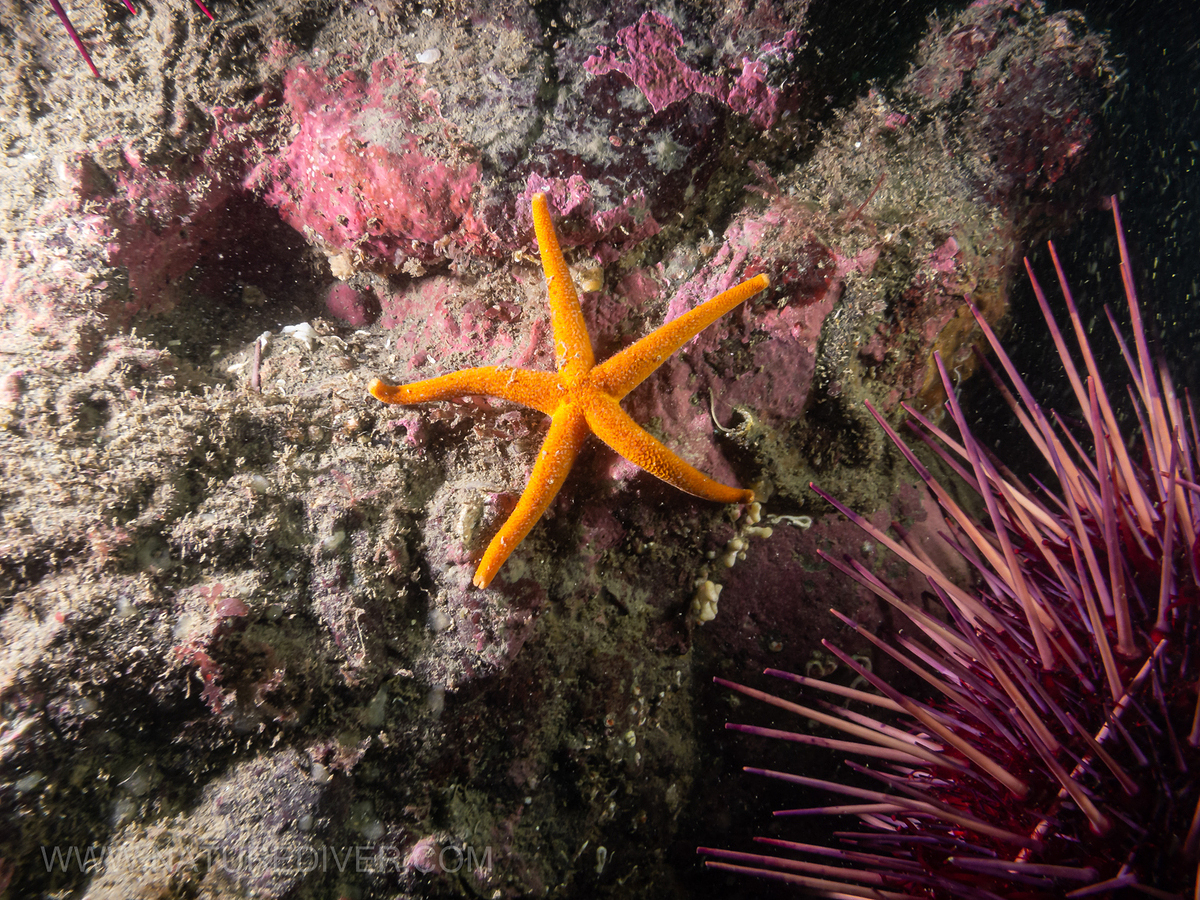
[[970, 0, 1200, 453]]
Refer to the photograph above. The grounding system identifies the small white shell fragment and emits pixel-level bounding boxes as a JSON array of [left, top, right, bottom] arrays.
[[282, 322, 318, 350], [320, 529, 346, 555]]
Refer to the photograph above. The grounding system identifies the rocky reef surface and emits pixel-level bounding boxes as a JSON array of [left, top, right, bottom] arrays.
[[0, 0, 1111, 897]]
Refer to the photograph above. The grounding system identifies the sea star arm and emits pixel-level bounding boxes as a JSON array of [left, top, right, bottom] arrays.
[[474, 404, 592, 588], [531, 193, 594, 385], [369, 368, 566, 416], [589, 273, 769, 399], [582, 394, 754, 504]]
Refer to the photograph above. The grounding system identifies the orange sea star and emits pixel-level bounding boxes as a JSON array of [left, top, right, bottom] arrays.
[[369, 192, 769, 589]]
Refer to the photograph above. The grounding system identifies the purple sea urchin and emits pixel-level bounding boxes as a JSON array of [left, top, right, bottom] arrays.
[[48, 0, 215, 78], [701, 198, 1200, 898]]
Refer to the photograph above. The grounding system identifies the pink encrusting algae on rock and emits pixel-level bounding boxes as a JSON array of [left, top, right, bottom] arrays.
[[583, 10, 802, 129], [30, 99, 275, 325], [701, 198, 1200, 897], [262, 58, 483, 269], [516, 173, 663, 264]]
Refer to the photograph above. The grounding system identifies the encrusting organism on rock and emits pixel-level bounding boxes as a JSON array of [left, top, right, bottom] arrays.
[[369, 192, 767, 589]]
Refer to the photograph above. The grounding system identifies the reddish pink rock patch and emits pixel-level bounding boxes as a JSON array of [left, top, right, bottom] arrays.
[[324, 282, 375, 326], [262, 58, 482, 269]]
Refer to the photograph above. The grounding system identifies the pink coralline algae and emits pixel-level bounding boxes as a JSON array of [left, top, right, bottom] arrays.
[[262, 59, 483, 270], [517, 174, 661, 264], [40, 120, 250, 322], [615, 196, 839, 486], [249, 10, 812, 281], [375, 273, 546, 375], [1, 97, 277, 333], [584, 11, 801, 128], [904, 0, 1109, 201], [505, 7, 814, 258], [324, 281, 376, 326]]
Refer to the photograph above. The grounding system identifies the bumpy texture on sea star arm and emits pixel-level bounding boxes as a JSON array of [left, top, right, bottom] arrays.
[[583, 394, 754, 504], [369, 367, 566, 416], [589, 273, 770, 399], [473, 405, 592, 588], [532, 193, 594, 384]]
